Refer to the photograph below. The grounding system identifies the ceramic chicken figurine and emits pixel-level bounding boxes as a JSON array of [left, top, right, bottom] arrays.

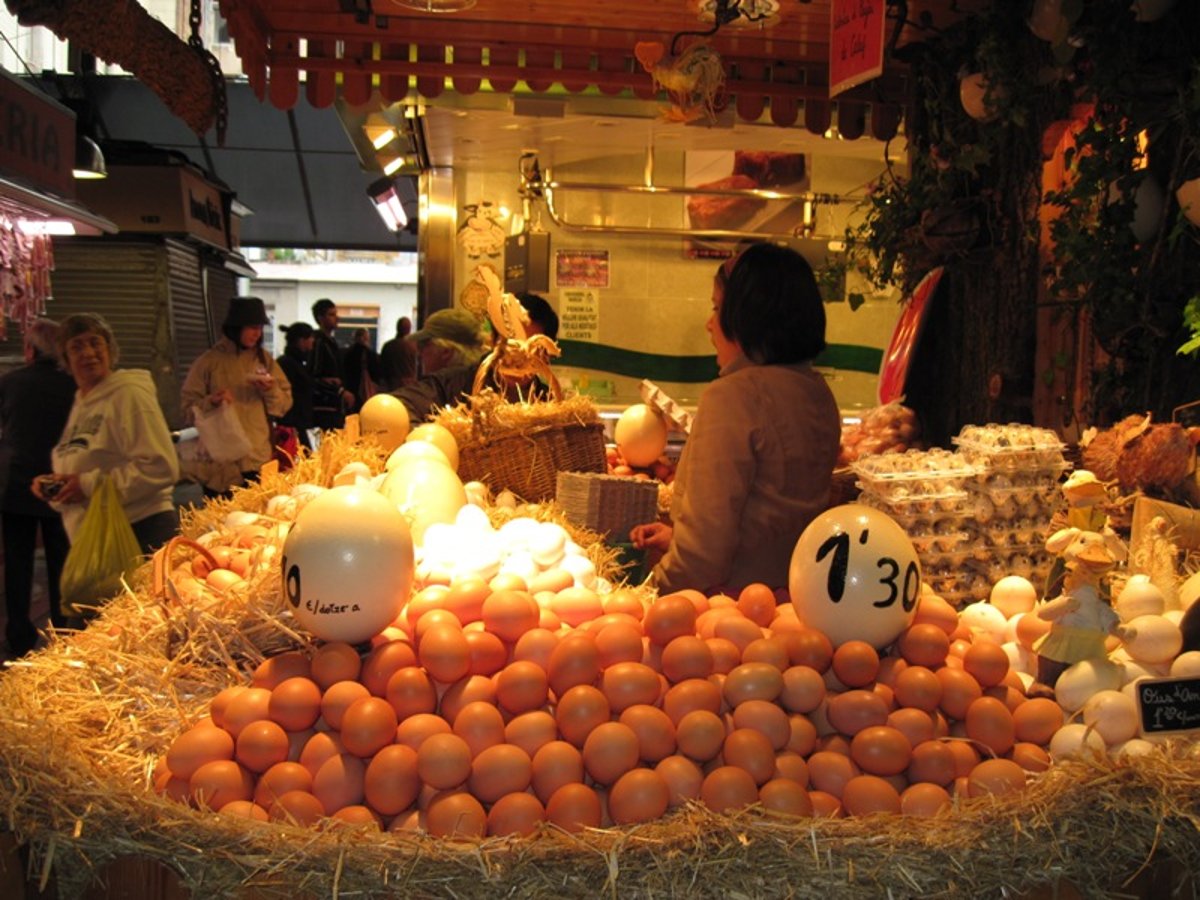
[[472, 265, 561, 399], [634, 40, 726, 123]]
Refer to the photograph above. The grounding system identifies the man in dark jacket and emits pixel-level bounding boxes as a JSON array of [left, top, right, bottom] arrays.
[[309, 298, 353, 430], [0, 318, 77, 654]]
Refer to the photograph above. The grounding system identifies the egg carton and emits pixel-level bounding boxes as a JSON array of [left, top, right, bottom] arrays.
[[953, 424, 1068, 472], [979, 520, 1055, 547], [852, 448, 976, 481], [917, 547, 974, 568], [909, 530, 972, 554], [856, 489, 971, 520], [966, 491, 1061, 523]]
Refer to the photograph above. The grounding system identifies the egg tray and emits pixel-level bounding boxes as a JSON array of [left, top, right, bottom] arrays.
[[967, 491, 1060, 524], [856, 486, 970, 517]]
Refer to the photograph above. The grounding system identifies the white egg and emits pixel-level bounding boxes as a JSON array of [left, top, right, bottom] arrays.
[[1123, 614, 1183, 665], [1081, 689, 1139, 745], [498, 516, 542, 550], [1163, 609, 1184, 627], [332, 460, 373, 487], [1055, 657, 1125, 712], [499, 551, 540, 585], [405, 423, 460, 471], [614, 404, 668, 468], [989, 575, 1037, 619], [564, 539, 583, 557], [1115, 575, 1165, 622], [463, 481, 490, 507], [224, 510, 260, 529], [1049, 722, 1108, 761], [1178, 570, 1200, 610], [1117, 656, 1168, 684], [265, 494, 297, 520], [291, 483, 326, 500], [1013, 670, 1035, 692], [454, 542, 502, 582], [1002, 640, 1034, 677], [495, 489, 518, 510], [559, 553, 597, 589], [529, 523, 568, 568], [1111, 738, 1158, 759], [420, 522, 459, 561], [454, 503, 493, 534], [959, 601, 1008, 642], [593, 576, 612, 595], [1170, 650, 1200, 677], [386, 440, 452, 472]]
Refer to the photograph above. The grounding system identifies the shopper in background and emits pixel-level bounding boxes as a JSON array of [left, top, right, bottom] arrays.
[[630, 243, 841, 595], [180, 297, 293, 498], [0, 319, 76, 655], [392, 308, 488, 423], [379, 316, 417, 389], [309, 298, 353, 430], [33, 314, 180, 555], [341, 327, 382, 412], [276, 322, 316, 450], [516, 293, 560, 340]]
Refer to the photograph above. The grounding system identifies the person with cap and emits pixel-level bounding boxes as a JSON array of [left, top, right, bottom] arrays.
[[0, 317, 76, 654], [309, 298, 353, 430], [33, 313, 180, 556], [392, 307, 489, 423], [629, 243, 840, 597], [276, 322, 316, 451], [180, 296, 293, 498]]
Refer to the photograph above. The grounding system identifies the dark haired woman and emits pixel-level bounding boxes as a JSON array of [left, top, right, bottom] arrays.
[[630, 243, 840, 595], [276, 321, 316, 450], [181, 297, 292, 497]]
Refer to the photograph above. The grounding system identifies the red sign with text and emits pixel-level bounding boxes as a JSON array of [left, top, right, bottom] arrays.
[[830, 0, 886, 97], [0, 70, 75, 198]]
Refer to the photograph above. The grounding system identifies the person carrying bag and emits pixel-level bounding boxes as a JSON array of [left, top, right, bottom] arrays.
[[57, 474, 142, 618]]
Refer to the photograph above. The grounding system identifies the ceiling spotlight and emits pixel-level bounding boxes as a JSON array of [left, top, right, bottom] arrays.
[[73, 135, 107, 179], [368, 177, 409, 232]]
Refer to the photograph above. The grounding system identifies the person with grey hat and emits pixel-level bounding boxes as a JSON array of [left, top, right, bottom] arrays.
[[393, 307, 490, 422], [180, 296, 293, 497]]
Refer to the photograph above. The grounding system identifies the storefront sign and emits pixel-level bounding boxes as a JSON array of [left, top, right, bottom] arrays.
[[0, 70, 75, 198], [78, 164, 230, 249], [559, 289, 599, 342], [1136, 675, 1200, 735], [830, 0, 886, 97]]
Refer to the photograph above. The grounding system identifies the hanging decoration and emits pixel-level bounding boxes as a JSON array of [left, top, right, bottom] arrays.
[[634, 41, 726, 123], [456, 201, 507, 258], [0, 214, 55, 341]]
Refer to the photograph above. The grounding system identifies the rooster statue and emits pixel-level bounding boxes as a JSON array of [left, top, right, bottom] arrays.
[[634, 40, 726, 123]]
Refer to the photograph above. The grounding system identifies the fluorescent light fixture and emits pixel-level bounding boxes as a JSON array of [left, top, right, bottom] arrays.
[[368, 177, 409, 232], [381, 154, 406, 176], [17, 219, 75, 235], [73, 135, 107, 179]]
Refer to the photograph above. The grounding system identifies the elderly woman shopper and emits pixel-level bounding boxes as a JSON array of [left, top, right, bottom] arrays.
[[181, 297, 293, 497], [630, 243, 841, 596], [33, 314, 180, 555]]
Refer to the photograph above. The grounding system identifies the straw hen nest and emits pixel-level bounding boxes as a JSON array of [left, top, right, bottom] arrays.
[[0, 437, 1198, 898]]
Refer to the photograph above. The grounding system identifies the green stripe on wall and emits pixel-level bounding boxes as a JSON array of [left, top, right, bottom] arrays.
[[557, 340, 883, 383]]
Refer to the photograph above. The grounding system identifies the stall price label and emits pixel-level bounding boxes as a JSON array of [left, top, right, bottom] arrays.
[[1136, 675, 1200, 736]]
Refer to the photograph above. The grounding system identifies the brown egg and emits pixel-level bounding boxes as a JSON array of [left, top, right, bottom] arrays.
[[318, 680, 368, 731], [546, 632, 601, 697], [384, 667, 438, 720], [341, 697, 399, 758], [581, 722, 640, 785], [414, 608, 464, 644], [842, 774, 902, 816], [809, 790, 844, 818], [464, 630, 509, 677], [892, 666, 943, 713], [268, 677, 323, 732], [706, 637, 742, 674], [741, 637, 790, 671], [504, 710, 558, 758], [452, 701, 506, 758], [643, 592, 699, 646], [759, 778, 814, 817], [166, 724, 235, 780], [269, 789, 326, 826], [362, 744, 421, 816], [494, 660, 550, 715], [780, 628, 834, 672], [900, 782, 952, 816], [772, 750, 809, 786], [675, 710, 726, 762], [786, 714, 818, 757], [731, 699, 790, 750], [253, 651, 313, 690], [700, 765, 759, 813], [190, 759, 254, 811], [832, 641, 880, 687], [602, 661, 662, 713], [826, 689, 889, 736], [1015, 611, 1053, 650], [217, 799, 270, 822], [662, 678, 723, 725], [439, 674, 498, 724], [875, 655, 909, 687], [984, 684, 1026, 714], [468, 744, 533, 803], [481, 590, 540, 642], [944, 740, 981, 778], [489, 572, 529, 593], [223, 687, 274, 739], [660, 635, 714, 683], [967, 758, 1027, 797], [964, 696, 1015, 756], [298, 731, 345, 777], [529, 568, 576, 597], [619, 704, 677, 763], [236, 719, 290, 773], [806, 751, 861, 799], [531, 740, 585, 804], [695, 607, 738, 640], [963, 641, 1010, 688], [545, 783, 602, 832], [487, 792, 545, 837], [1009, 741, 1051, 773], [655, 755, 704, 807], [419, 623, 472, 684], [512, 628, 560, 671], [602, 587, 647, 620], [736, 583, 778, 627], [425, 790, 487, 839], [897, 624, 952, 668], [608, 769, 670, 824], [442, 577, 491, 626], [594, 621, 645, 668], [312, 753, 366, 814], [777, 666, 825, 714], [849, 726, 912, 776], [1012, 697, 1065, 744], [723, 662, 784, 707], [911, 593, 960, 637], [404, 584, 451, 627], [723, 728, 776, 785], [310, 641, 362, 690], [208, 686, 248, 731], [713, 615, 764, 654], [887, 708, 936, 748], [416, 732, 472, 790], [936, 667, 984, 720], [254, 761, 313, 808], [328, 805, 382, 829], [556, 684, 611, 747], [816, 733, 853, 755], [395, 713, 452, 751]]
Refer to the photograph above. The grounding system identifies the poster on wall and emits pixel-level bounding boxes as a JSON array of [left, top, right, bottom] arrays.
[[829, 0, 886, 97], [683, 150, 811, 259], [555, 250, 610, 288], [559, 289, 600, 342]]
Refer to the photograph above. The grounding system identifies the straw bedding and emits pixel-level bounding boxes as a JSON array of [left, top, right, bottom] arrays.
[[1, 438, 1198, 899]]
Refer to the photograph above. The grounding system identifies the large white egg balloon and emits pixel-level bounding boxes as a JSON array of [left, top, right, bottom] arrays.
[[1123, 614, 1182, 665], [386, 440, 452, 471], [359, 393, 411, 452], [380, 458, 468, 544], [789, 504, 921, 649], [614, 404, 668, 468], [1115, 575, 1165, 622], [281, 485, 414, 643], [405, 423, 460, 471]]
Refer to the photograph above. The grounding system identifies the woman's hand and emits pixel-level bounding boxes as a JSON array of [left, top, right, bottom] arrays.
[[630, 522, 673, 553], [208, 388, 234, 406], [32, 473, 83, 504]]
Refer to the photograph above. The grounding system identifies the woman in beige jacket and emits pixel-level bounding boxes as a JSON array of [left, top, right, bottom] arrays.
[[631, 244, 841, 596]]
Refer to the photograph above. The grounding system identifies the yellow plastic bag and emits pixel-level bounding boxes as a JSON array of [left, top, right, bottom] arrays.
[[59, 475, 142, 617]]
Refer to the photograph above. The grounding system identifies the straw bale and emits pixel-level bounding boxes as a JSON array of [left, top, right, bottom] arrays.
[[1, 432, 1199, 898], [432, 391, 601, 449]]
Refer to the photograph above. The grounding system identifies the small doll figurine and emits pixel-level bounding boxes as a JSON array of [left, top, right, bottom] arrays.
[[1033, 528, 1135, 688], [1044, 469, 1115, 600]]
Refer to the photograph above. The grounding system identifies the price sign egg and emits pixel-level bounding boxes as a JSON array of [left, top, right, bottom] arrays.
[[789, 504, 922, 650]]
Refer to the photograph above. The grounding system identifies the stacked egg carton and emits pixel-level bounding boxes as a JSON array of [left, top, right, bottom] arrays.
[[952, 423, 1069, 604], [851, 448, 979, 602]]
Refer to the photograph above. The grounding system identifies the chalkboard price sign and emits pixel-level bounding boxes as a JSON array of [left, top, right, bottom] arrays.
[[1136, 676, 1200, 735]]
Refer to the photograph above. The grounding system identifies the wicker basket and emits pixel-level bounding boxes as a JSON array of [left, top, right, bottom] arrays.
[[457, 420, 607, 502], [556, 471, 660, 540]]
